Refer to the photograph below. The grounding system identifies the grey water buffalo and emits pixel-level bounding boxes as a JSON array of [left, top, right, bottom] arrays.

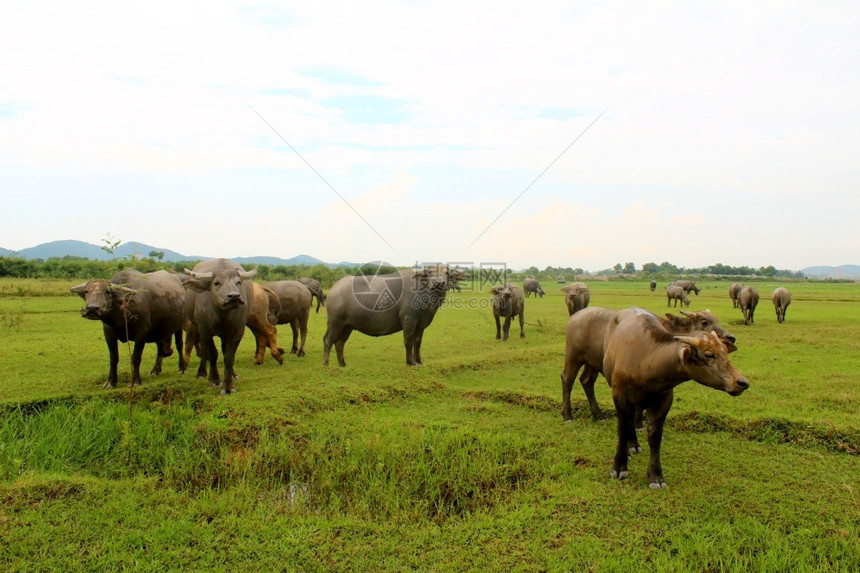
[[649, 280, 657, 292], [729, 283, 743, 308], [323, 265, 466, 366], [561, 282, 590, 316], [490, 283, 525, 341], [183, 259, 257, 394], [738, 286, 759, 325], [266, 280, 313, 357], [71, 269, 187, 389], [561, 307, 737, 423], [671, 280, 700, 295], [184, 282, 284, 367], [298, 277, 326, 313], [603, 308, 748, 489], [772, 287, 791, 323], [522, 277, 545, 298], [666, 284, 690, 307]]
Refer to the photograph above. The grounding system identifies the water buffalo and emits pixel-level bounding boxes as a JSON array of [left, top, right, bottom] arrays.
[[649, 280, 657, 292], [738, 286, 759, 325], [490, 283, 525, 341], [522, 277, 545, 298], [603, 308, 748, 489], [323, 265, 465, 366], [183, 259, 257, 394], [184, 282, 284, 367], [266, 280, 313, 357], [70, 269, 187, 389], [671, 280, 700, 295], [298, 277, 326, 313], [729, 283, 743, 308], [666, 284, 690, 307], [772, 287, 791, 323], [561, 282, 590, 316], [561, 307, 737, 423]]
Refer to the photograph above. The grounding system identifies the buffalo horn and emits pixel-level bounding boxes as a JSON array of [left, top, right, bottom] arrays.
[[673, 335, 703, 348], [70, 283, 88, 294]]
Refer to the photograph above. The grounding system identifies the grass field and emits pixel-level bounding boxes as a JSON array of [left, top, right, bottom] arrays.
[[0, 277, 858, 571]]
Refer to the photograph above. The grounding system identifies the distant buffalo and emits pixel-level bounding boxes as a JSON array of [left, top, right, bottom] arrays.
[[561, 282, 590, 316], [772, 287, 791, 323], [522, 277, 545, 298], [670, 280, 700, 295], [738, 286, 759, 325], [490, 284, 525, 341]]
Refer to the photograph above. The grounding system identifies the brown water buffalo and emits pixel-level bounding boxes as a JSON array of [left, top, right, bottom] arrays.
[[671, 280, 700, 295], [649, 280, 657, 292], [666, 284, 690, 307], [323, 265, 465, 366], [490, 283, 525, 341], [522, 277, 545, 298], [561, 282, 590, 316], [729, 282, 743, 308], [298, 277, 326, 313], [561, 307, 737, 423], [738, 286, 759, 325], [71, 269, 187, 389], [772, 287, 791, 323], [266, 280, 313, 357], [183, 259, 256, 394], [603, 308, 748, 489]]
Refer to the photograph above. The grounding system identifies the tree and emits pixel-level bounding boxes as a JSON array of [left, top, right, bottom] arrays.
[[148, 250, 165, 261], [623, 262, 636, 274]]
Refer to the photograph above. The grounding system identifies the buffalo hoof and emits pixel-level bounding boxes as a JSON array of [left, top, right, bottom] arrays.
[[290, 348, 298, 355], [610, 469, 629, 480], [102, 381, 116, 390], [649, 480, 668, 490], [149, 368, 161, 377], [274, 354, 284, 365], [162, 348, 174, 358], [296, 350, 305, 357], [208, 380, 220, 388], [220, 387, 237, 395], [628, 445, 642, 455]]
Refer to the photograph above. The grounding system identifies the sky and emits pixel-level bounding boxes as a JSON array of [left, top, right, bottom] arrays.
[[1, 1, 858, 272]]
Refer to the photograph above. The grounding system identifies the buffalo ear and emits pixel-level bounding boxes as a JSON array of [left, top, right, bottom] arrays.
[[183, 277, 212, 293], [723, 340, 738, 353], [560, 286, 570, 294], [489, 286, 500, 295], [70, 283, 88, 299]]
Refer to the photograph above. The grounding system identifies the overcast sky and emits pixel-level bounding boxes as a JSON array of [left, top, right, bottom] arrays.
[[1, 1, 858, 271]]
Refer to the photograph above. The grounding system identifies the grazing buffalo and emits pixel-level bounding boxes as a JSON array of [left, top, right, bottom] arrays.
[[729, 283, 743, 308], [490, 284, 525, 341], [183, 259, 257, 394], [70, 269, 187, 389], [738, 286, 759, 325], [666, 284, 690, 307], [649, 280, 657, 292], [266, 280, 313, 357], [561, 307, 737, 423], [561, 282, 590, 316], [603, 308, 748, 489], [323, 265, 465, 366], [522, 277, 545, 298], [772, 287, 791, 323], [298, 277, 326, 313], [671, 280, 700, 295]]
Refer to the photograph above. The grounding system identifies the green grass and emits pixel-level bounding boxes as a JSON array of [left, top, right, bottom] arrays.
[[0, 279, 858, 571]]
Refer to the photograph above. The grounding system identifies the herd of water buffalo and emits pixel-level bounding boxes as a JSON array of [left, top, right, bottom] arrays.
[[70, 261, 793, 489]]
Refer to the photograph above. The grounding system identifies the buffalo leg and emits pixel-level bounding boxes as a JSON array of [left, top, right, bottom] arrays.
[[494, 315, 502, 340], [518, 311, 525, 339], [645, 391, 674, 489], [174, 329, 188, 374], [104, 331, 120, 389], [413, 328, 424, 365], [333, 326, 353, 367], [130, 340, 146, 387], [220, 334, 243, 394], [580, 365, 605, 421], [560, 368, 578, 422], [150, 338, 166, 377], [297, 317, 308, 357], [610, 394, 636, 480], [502, 315, 511, 341]]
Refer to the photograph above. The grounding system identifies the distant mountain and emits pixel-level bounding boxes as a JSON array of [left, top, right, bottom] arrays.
[[0, 240, 354, 268], [801, 264, 860, 279]]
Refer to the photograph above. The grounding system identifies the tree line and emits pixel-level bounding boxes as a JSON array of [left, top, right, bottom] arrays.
[[0, 255, 356, 287]]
